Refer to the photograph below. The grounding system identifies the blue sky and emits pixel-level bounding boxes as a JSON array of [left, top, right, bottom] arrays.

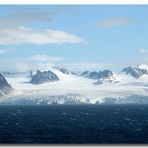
[[0, 5, 148, 72]]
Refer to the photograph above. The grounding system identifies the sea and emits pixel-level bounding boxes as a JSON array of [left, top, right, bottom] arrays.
[[0, 104, 148, 144]]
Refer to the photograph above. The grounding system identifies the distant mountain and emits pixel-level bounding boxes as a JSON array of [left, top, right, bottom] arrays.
[[122, 64, 148, 78], [53, 66, 70, 75], [53, 66, 78, 76], [0, 73, 13, 96], [99, 70, 114, 79], [0, 71, 28, 78], [94, 70, 118, 85], [94, 76, 118, 85], [31, 70, 59, 85], [81, 70, 114, 80], [81, 71, 100, 79], [81, 69, 118, 85], [1, 71, 17, 75], [81, 71, 89, 76]]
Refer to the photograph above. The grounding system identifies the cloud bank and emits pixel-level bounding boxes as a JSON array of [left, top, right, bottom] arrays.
[[30, 54, 63, 62], [96, 17, 132, 28], [0, 26, 85, 45], [0, 11, 55, 28], [0, 54, 63, 73]]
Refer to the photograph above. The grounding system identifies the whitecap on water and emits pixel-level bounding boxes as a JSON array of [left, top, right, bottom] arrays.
[[15, 123, 19, 126], [46, 124, 49, 127], [140, 108, 144, 110], [70, 118, 77, 121], [129, 122, 133, 125], [114, 112, 118, 115], [4, 122, 8, 125], [113, 123, 118, 126], [17, 109, 22, 113], [11, 113, 17, 116], [135, 128, 142, 131], [123, 117, 131, 121]]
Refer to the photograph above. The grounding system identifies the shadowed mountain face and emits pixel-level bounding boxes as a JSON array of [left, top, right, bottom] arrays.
[[99, 70, 113, 79], [0, 73, 13, 96], [31, 70, 59, 85], [53, 66, 70, 75], [122, 66, 148, 78], [81, 70, 113, 80], [81, 70, 117, 85]]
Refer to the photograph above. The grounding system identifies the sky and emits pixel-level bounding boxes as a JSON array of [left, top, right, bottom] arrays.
[[0, 5, 148, 72]]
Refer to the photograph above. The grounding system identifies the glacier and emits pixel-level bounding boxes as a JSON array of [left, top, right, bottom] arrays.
[[1, 65, 148, 105]]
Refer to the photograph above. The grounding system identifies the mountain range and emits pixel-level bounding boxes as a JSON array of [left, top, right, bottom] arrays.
[[122, 64, 148, 78], [1, 64, 148, 104]]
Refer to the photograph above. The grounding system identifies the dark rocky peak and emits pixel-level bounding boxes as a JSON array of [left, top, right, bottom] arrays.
[[30, 70, 59, 85], [122, 66, 148, 78], [0, 73, 13, 96]]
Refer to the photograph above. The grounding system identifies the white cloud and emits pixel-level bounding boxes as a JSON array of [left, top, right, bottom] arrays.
[[0, 60, 55, 73], [138, 49, 148, 53], [30, 54, 63, 62], [0, 60, 30, 72], [0, 58, 111, 73], [0, 6, 76, 29], [96, 17, 132, 28], [0, 11, 55, 28], [0, 55, 63, 73], [0, 26, 85, 45]]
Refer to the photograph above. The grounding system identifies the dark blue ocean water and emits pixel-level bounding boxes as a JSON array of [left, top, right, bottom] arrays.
[[0, 104, 148, 144]]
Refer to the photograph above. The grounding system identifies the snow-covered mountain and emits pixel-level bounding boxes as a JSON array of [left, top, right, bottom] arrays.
[[31, 70, 59, 84], [53, 66, 71, 75], [1, 64, 148, 105], [94, 75, 118, 85], [81, 69, 118, 84], [81, 71, 99, 79], [121, 64, 148, 78], [81, 70, 114, 80], [0, 73, 13, 96], [53, 66, 78, 76]]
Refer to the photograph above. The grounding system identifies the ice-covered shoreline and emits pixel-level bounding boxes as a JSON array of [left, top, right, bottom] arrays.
[[1, 66, 148, 105]]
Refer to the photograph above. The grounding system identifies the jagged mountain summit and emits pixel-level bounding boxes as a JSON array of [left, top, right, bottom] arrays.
[[0, 73, 13, 96], [53, 66, 71, 75], [30, 70, 59, 84], [99, 70, 114, 79], [122, 64, 148, 78], [81, 70, 114, 80], [81, 69, 118, 85], [81, 71, 99, 79], [95, 70, 118, 85]]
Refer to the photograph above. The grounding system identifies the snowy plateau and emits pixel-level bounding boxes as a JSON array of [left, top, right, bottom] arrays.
[[1, 64, 148, 105]]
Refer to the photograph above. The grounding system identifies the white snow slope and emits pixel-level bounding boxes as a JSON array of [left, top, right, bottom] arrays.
[[1, 67, 148, 105]]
